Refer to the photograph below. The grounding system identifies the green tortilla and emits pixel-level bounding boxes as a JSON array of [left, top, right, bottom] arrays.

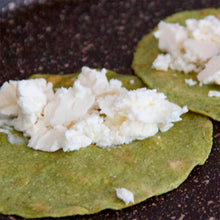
[[0, 71, 212, 218], [132, 8, 220, 121]]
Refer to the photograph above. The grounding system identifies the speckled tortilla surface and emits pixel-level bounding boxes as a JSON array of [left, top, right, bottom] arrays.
[[0, 72, 213, 218], [132, 8, 220, 121]]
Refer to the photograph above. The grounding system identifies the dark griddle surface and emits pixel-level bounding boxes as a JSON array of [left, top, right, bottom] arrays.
[[0, 0, 220, 219]]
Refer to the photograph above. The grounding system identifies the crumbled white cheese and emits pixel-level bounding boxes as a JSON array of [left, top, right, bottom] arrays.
[[0, 80, 18, 117], [208, 90, 220, 97], [186, 15, 220, 43], [43, 85, 95, 127], [0, 67, 188, 152], [152, 15, 220, 85], [183, 39, 219, 63], [152, 54, 171, 71], [185, 78, 197, 86], [115, 188, 134, 205], [129, 79, 134, 84], [154, 21, 187, 57], [0, 127, 26, 145], [197, 55, 220, 85], [77, 67, 109, 95], [0, 79, 54, 132]]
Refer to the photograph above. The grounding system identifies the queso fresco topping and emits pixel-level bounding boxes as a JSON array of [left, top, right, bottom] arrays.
[[0, 67, 187, 152], [152, 15, 220, 86]]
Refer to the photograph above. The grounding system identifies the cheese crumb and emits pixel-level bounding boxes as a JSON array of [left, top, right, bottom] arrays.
[[185, 78, 197, 86], [0, 127, 26, 145], [0, 67, 188, 152], [115, 188, 134, 205], [129, 79, 134, 84], [153, 15, 220, 85], [208, 90, 220, 97], [152, 54, 171, 71]]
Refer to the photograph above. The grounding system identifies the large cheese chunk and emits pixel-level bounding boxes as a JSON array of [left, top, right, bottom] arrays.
[[183, 39, 219, 63], [0, 81, 18, 117], [43, 84, 95, 127], [197, 55, 220, 85], [154, 21, 187, 56]]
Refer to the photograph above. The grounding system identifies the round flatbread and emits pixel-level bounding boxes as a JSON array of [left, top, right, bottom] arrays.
[[132, 8, 220, 121], [0, 71, 212, 218]]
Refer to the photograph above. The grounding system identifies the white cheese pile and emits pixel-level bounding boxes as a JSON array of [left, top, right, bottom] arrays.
[[0, 67, 187, 152], [152, 15, 220, 86], [115, 188, 134, 205]]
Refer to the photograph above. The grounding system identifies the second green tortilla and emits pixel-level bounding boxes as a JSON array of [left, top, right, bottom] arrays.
[[132, 8, 220, 121], [0, 71, 213, 218]]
